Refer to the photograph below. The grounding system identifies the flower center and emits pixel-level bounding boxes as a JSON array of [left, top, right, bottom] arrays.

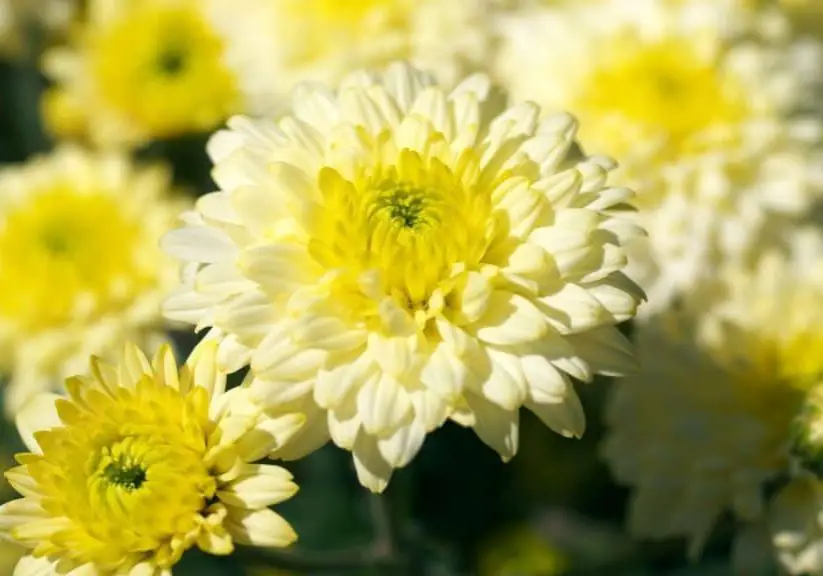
[[102, 457, 147, 492], [24, 383, 218, 568], [371, 183, 439, 230], [574, 36, 749, 165], [0, 186, 150, 331], [90, 4, 237, 137]]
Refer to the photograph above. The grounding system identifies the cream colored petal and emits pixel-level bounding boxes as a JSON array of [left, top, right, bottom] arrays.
[[252, 329, 328, 382], [230, 412, 307, 462], [0, 499, 49, 536], [16, 394, 62, 454], [538, 283, 609, 334], [419, 343, 469, 401], [464, 392, 519, 462], [185, 340, 225, 399], [225, 507, 297, 548], [13, 555, 57, 576], [327, 400, 362, 450], [218, 464, 298, 509], [270, 407, 330, 462], [525, 392, 585, 439], [377, 419, 427, 469], [409, 388, 450, 432], [474, 292, 548, 346], [476, 348, 528, 411], [151, 345, 180, 391], [565, 326, 637, 377], [357, 373, 413, 436], [352, 432, 393, 493], [162, 287, 219, 326], [162, 226, 237, 263], [314, 351, 373, 410], [119, 343, 152, 389]]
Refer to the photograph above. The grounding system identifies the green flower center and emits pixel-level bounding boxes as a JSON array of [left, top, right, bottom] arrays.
[[104, 460, 147, 491]]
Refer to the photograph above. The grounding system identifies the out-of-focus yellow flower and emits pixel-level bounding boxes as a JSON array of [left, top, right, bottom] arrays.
[[0, 145, 185, 415], [478, 525, 569, 576], [162, 61, 645, 493], [603, 230, 823, 562], [494, 0, 823, 311], [0, 341, 303, 575], [43, 0, 246, 146]]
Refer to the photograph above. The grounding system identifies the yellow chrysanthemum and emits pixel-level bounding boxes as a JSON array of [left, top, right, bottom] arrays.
[[493, 0, 823, 310], [603, 230, 823, 561], [0, 146, 185, 414], [0, 341, 302, 576], [42, 0, 247, 146], [163, 62, 645, 492]]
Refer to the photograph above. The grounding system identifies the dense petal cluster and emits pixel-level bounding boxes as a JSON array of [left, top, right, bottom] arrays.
[[493, 0, 823, 311], [0, 342, 302, 576], [163, 61, 645, 492], [0, 146, 185, 415], [603, 230, 823, 560]]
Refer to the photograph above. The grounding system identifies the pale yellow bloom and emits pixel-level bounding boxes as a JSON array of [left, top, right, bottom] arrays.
[[163, 61, 645, 492], [493, 0, 823, 311], [603, 230, 823, 560], [0, 341, 302, 576], [0, 146, 185, 414], [41, 0, 269, 146]]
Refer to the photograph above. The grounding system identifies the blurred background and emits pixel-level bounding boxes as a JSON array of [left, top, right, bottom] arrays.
[[2, 0, 823, 574]]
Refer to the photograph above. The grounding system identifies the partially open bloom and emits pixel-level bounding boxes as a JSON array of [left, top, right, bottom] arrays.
[[493, 0, 823, 310], [0, 342, 302, 575], [603, 230, 823, 562], [163, 61, 645, 492], [42, 0, 275, 146], [0, 146, 185, 414]]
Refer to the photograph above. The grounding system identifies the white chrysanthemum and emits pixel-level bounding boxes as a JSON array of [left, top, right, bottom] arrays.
[[209, 0, 494, 117], [0, 146, 186, 414], [493, 0, 823, 311], [163, 62, 645, 492], [603, 230, 823, 559]]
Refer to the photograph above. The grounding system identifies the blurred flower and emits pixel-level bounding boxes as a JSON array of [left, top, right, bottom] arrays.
[[0, 0, 78, 54], [0, 145, 185, 415], [214, 0, 494, 113], [493, 0, 823, 311], [0, 341, 302, 575], [603, 230, 823, 561], [162, 61, 645, 492], [478, 525, 569, 576], [43, 0, 244, 146]]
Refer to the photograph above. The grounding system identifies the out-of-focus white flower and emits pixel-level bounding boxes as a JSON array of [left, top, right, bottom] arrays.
[[603, 229, 823, 560], [493, 0, 823, 312]]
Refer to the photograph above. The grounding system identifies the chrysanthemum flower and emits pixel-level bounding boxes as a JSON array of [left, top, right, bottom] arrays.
[[493, 0, 823, 310], [0, 146, 185, 414], [0, 341, 302, 575], [603, 230, 823, 561], [163, 61, 645, 492], [42, 0, 261, 146]]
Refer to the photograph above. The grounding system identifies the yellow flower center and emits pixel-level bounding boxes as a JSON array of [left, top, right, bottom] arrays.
[[23, 379, 216, 570], [0, 185, 152, 332], [574, 36, 749, 166], [89, 2, 237, 137], [309, 149, 493, 315]]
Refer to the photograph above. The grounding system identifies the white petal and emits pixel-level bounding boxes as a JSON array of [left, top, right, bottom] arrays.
[[476, 348, 528, 411], [327, 398, 361, 450], [538, 283, 608, 334], [16, 394, 62, 454], [419, 343, 469, 401], [377, 419, 427, 469], [465, 392, 519, 462], [225, 508, 297, 547], [357, 374, 412, 436], [218, 464, 297, 509], [162, 227, 237, 263], [352, 432, 393, 493], [474, 292, 547, 345], [526, 391, 585, 439]]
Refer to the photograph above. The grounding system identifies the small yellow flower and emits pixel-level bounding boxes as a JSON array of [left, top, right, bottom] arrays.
[[43, 0, 240, 146], [0, 341, 303, 575], [163, 62, 645, 492], [0, 146, 185, 414], [603, 231, 823, 561]]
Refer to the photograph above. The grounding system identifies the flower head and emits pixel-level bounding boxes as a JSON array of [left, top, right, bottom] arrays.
[[493, 0, 823, 310], [0, 146, 185, 414], [603, 230, 823, 560], [163, 61, 645, 492], [42, 0, 262, 145], [0, 341, 302, 575]]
